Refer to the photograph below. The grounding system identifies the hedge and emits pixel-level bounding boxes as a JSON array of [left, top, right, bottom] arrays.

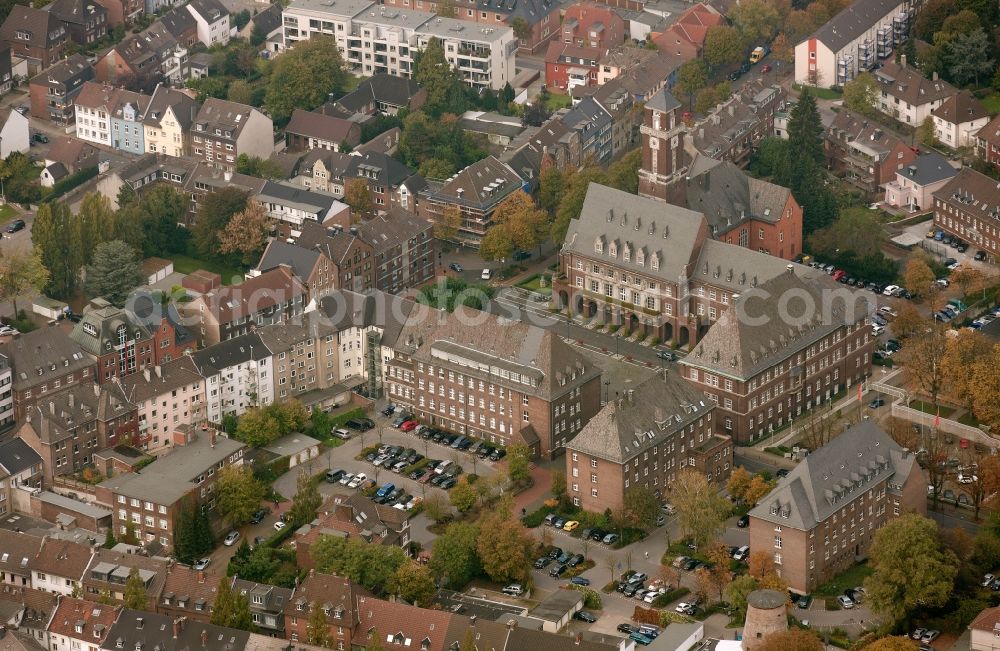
[[44, 166, 99, 202], [653, 586, 690, 608], [522, 504, 556, 528], [254, 455, 291, 483], [568, 585, 602, 609], [331, 408, 367, 428]]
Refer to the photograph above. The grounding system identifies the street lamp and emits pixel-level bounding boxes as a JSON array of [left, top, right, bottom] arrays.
[[603, 379, 611, 405]]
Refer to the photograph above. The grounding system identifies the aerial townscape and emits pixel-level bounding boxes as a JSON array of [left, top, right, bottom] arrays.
[[0, 0, 996, 647]]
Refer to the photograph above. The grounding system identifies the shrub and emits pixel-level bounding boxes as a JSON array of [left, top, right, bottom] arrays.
[[522, 504, 556, 528], [653, 586, 690, 608], [569, 585, 601, 609], [632, 606, 661, 625], [44, 166, 99, 202]]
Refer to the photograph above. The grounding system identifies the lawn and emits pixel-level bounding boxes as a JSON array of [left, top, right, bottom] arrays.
[[167, 254, 244, 285], [544, 93, 572, 111], [814, 563, 872, 597], [959, 412, 981, 427], [0, 204, 19, 224], [909, 400, 955, 418], [792, 84, 843, 100], [981, 93, 1000, 114], [516, 273, 553, 295]]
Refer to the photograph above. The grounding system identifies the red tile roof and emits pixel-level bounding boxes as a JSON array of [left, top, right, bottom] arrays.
[[205, 266, 307, 324], [48, 597, 119, 645], [355, 596, 455, 651], [970, 605, 1000, 632]]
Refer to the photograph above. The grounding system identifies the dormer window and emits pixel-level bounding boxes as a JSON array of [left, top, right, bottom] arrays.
[[609, 242, 617, 257], [594, 239, 603, 254], [651, 254, 659, 271], [623, 245, 631, 262]]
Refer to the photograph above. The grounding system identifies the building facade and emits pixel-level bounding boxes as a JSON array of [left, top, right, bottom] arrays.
[[191, 98, 274, 173], [932, 167, 1000, 263], [28, 54, 94, 124], [117, 358, 206, 454], [191, 332, 274, 423]]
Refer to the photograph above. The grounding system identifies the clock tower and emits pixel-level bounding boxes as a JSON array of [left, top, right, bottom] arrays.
[[638, 89, 687, 201]]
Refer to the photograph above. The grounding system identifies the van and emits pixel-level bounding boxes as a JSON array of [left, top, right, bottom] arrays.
[[434, 460, 453, 475], [376, 483, 396, 498], [749, 46, 767, 63], [733, 545, 750, 561], [637, 625, 660, 638]]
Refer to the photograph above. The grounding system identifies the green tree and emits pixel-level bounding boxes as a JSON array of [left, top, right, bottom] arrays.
[[551, 469, 568, 508], [228, 590, 253, 631], [918, 116, 940, 147], [429, 522, 481, 588], [623, 486, 660, 530], [551, 166, 609, 244], [786, 90, 824, 169], [843, 72, 878, 117], [607, 149, 642, 194], [475, 513, 533, 584], [193, 506, 214, 555], [704, 25, 744, 67], [235, 408, 281, 448], [288, 470, 322, 527], [865, 513, 957, 625], [433, 204, 463, 242], [387, 561, 436, 606], [83, 240, 143, 307], [305, 601, 333, 647], [344, 178, 373, 217], [945, 28, 994, 86], [192, 187, 250, 264], [31, 200, 81, 299], [729, 0, 780, 43], [235, 154, 285, 180], [266, 37, 347, 123], [449, 476, 477, 512], [510, 16, 530, 40], [227, 79, 253, 105], [123, 566, 148, 609], [119, 184, 188, 257], [414, 37, 466, 117], [367, 630, 384, 651], [670, 469, 729, 548], [268, 400, 309, 434], [915, 0, 956, 40], [538, 167, 566, 214], [674, 59, 709, 107], [123, 521, 139, 545], [506, 443, 531, 485], [726, 574, 758, 618], [211, 577, 236, 626], [218, 200, 269, 267], [103, 528, 116, 549], [807, 207, 885, 259], [479, 191, 548, 261], [0, 250, 48, 318], [216, 466, 267, 527]]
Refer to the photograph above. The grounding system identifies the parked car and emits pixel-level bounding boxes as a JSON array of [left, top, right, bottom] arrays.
[[797, 594, 812, 609], [911, 628, 927, 640], [250, 508, 269, 524], [549, 564, 567, 577], [629, 631, 653, 646], [534, 557, 553, 569], [571, 576, 591, 586], [223, 531, 241, 546], [574, 611, 597, 623], [32, 132, 48, 144], [617, 624, 635, 634], [563, 520, 580, 532], [568, 554, 585, 567], [481, 268, 492, 280], [5, 220, 25, 233], [338, 472, 354, 486], [675, 602, 697, 615], [440, 477, 457, 489], [837, 595, 854, 609], [193, 558, 210, 570], [273, 521, 286, 531], [920, 630, 940, 643], [348, 473, 367, 488], [602, 533, 618, 545], [449, 262, 463, 272], [737, 514, 749, 527], [502, 584, 524, 596], [868, 398, 885, 408]]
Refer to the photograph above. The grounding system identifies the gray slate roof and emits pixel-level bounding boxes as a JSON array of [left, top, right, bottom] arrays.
[[807, 0, 904, 52], [566, 372, 713, 463], [315, 289, 417, 347], [255, 239, 321, 280], [897, 151, 958, 186], [0, 328, 92, 391], [645, 87, 680, 112], [562, 183, 706, 282], [680, 268, 867, 381], [0, 438, 41, 476], [749, 421, 919, 530], [684, 157, 793, 232], [191, 332, 269, 375], [334, 74, 421, 113], [104, 609, 250, 651]]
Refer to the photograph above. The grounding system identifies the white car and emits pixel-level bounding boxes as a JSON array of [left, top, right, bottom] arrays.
[[936, 278, 950, 288], [878, 306, 897, 318], [481, 268, 492, 280], [0, 326, 19, 336], [675, 602, 697, 615], [643, 589, 664, 603], [223, 531, 240, 546], [983, 573, 995, 587], [274, 521, 287, 531], [882, 285, 900, 296], [958, 473, 978, 484], [837, 595, 854, 609], [192, 558, 210, 570], [871, 324, 885, 336], [338, 472, 354, 486], [348, 472, 367, 488]]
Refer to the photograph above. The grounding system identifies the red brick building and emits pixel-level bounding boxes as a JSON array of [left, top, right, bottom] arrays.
[[385, 306, 603, 459], [678, 269, 874, 444], [651, 3, 722, 60], [0, 328, 95, 421], [0, 5, 68, 75], [976, 114, 1000, 173], [69, 296, 196, 385], [285, 572, 368, 647], [565, 372, 732, 513], [748, 422, 926, 593], [932, 166, 1000, 262], [826, 109, 919, 196], [544, 3, 624, 91]]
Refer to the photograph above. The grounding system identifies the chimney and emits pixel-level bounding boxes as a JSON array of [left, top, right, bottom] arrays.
[[143, 368, 151, 382], [901, 54, 907, 68], [68, 393, 74, 408], [932, 71, 938, 81], [49, 402, 55, 415], [210, 429, 216, 448], [154, 365, 161, 379], [198, 571, 205, 584], [575, 633, 582, 645], [200, 629, 208, 647], [172, 618, 181, 639]]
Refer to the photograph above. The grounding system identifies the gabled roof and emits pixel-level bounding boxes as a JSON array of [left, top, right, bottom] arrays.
[[116, 357, 203, 404], [561, 95, 612, 136], [1, 5, 64, 49], [346, 151, 415, 188], [24, 381, 133, 442], [0, 328, 92, 391], [970, 606, 1000, 633], [104, 609, 250, 651], [161, 563, 221, 615], [254, 239, 322, 281], [874, 60, 956, 108], [659, 2, 721, 49], [0, 530, 45, 576], [286, 572, 366, 628], [684, 157, 794, 232], [46, 135, 97, 170], [187, 0, 229, 23], [749, 421, 919, 530], [69, 297, 154, 357], [567, 372, 714, 463], [143, 84, 199, 129], [933, 166, 1000, 224], [249, 3, 282, 36], [807, 0, 907, 53], [895, 151, 958, 186], [314, 289, 417, 344], [29, 53, 91, 86], [196, 266, 307, 325], [0, 439, 42, 477], [31, 538, 93, 581], [334, 74, 421, 113], [426, 155, 522, 208], [193, 97, 263, 142], [46, 0, 105, 27], [191, 331, 270, 375], [681, 268, 866, 381], [47, 598, 118, 645], [356, 596, 454, 651], [156, 6, 197, 39], [286, 109, 358, 143], [931, 89, 988, 125]]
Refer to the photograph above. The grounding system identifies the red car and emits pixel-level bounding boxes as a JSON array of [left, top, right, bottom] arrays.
[[831, 270, 846, 282], [401, 420, 419, 432], [761, 64, 772, 73]]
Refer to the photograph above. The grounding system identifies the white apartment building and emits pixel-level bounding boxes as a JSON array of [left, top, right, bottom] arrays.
[[256, 180, 350, 227], [191, 332, 274, 424], [281, 0, 515, 89], [187, 0, 231, 47], [794, 0, 918, 88], [874, 58, 955, 126], [0, 354, 13, 429]]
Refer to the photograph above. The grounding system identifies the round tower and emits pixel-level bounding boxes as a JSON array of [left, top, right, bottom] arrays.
[[742, 589, 787, 650]]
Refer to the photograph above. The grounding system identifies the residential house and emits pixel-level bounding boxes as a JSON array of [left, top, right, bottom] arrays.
[[970, 606, 1000, 651], [255, 321, 339, 404], [295, 492, 412, 570], [32, 539, 93, 596], [283, 572, 364, 647], [748, 421, 925, 593], [251, 239, 342, 300], [18, 381, 138, 483], [241, 3, 282, 47], [186, 164, 267, 225], [191, 97, 274, 172], [117, 357, 206, 453], [46, 0, 107, 46], [74, 82, 121, 148], [825, 108, 918, 195], [143, 85, 199, 157], [0, 529, 45, 587], [190, 332, 274, 423], [976, 113, 1000, 172], [95, 428, 245, 550], [256, 180, 350, 228], [42, 136, 99, 189], [874, 58, 956, 126], [932, 90, 989, 149], [1, 5, 67, 75], [672, 156, 804, 261], [386, 305, 603, 458], [794, 0, 915, 88], [81, 551, 167, 609], [0, 354, 11, 430], [545, 3, 624, 92], [328, 74, 425, 117], [679, 269, 874, 444], [92, 0, 142, 27], [566, 372, 731, 513], [554, 183, 825, 350], [0, 328, 94, 421], [0, 108, 29, 158], [651, 3, 722, 60], [933, 167, 1000, 263], [417, 155, 524, 246], [46, 598, 118, 651], [684, 82, 786, 168], [185, 0, 229, 46], [0, 47, 14, 94], [354, 209, 435, 294], [101, 609, 251, 650], [502, 115, 581, 181], [458, 110, 526, 147], [155, 7, 198, 48], [0, 439, 43, 517], [94, 24, 187, 88], [560, 95, 612, 163], [5, 587, 57, 646], [69, 296, 195, 385], [285, 109, 361, 153], [158, 564, 221, 623], [281, 224, 375, 293], [28, 54, 93, 124], [182, 266, 308, 347], [297, 150, 423, 215], [313, 289, 417, 397], [109, 87, 151, 155], [232, 579, 291, 637], [883, 150, 957, 212]]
